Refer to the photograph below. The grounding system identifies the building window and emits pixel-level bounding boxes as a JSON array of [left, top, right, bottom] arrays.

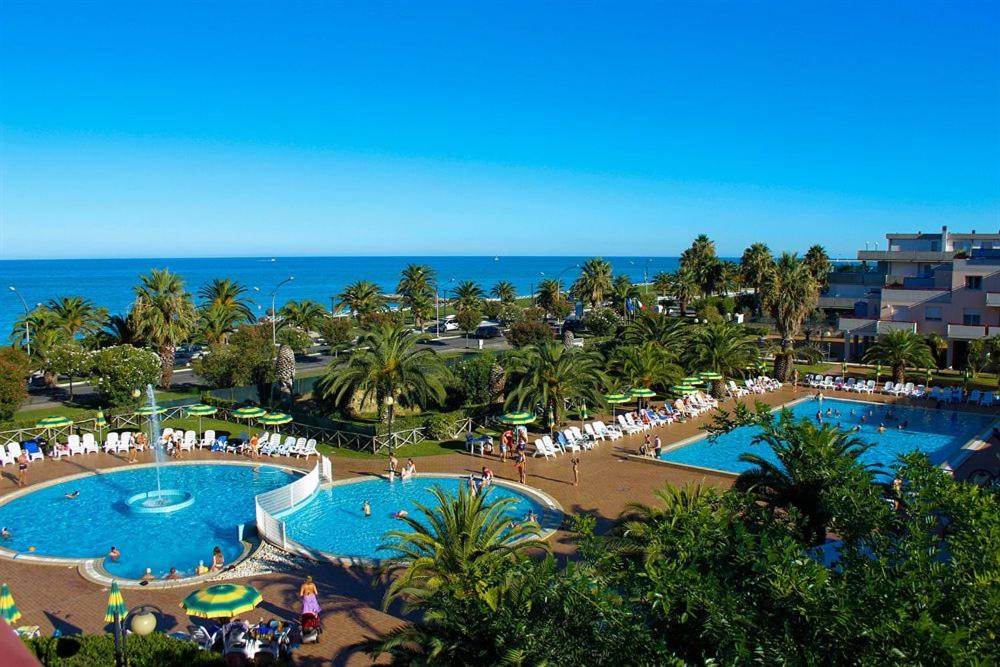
[[963, 310, 982, 326], [924, 306, 942, 321], [966, 276, 983, 290]]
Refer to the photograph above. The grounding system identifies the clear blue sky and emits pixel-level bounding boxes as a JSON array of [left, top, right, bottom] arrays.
[[1, 1, 997, 259]]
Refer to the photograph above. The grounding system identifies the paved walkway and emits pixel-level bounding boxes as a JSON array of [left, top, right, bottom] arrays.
[[2, 385, 996, 664]]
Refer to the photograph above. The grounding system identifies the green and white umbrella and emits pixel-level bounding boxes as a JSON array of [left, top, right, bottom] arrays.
[[579, 400, 588, 422], [1, 583, 21, 624], [628, 387, 656, 409], [35, 416, 73, 429], [698, 372, 723, 380], [875, 364, 882, 382], [925, 367, 934, 384], [682, 376, 704, 385], [671, 384, 697, 395], [94, 410, 108, 439], [185, 404, 218, 435], [233, 406, 266, 421], [104, 581, 127, 623], [181, 584, 262, 620], [603, 393, 630, 419], [257, 412, 292, 433], [546, 407, 555, 430], [498, 411, 535, 426], [134, 406, 166, 416]]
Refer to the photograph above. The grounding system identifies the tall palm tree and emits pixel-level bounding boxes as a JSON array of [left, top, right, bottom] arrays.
[[612, 343, 681, 392], [490, 280, 517, 304], [668, 268, 699, 316], [804, 245, 832, 288], [535, 278, 563, 319], [504, 342, 608, 426], [679, 234, 720, 297], [379, 484, 548, 610], [740, 243, 774, 313], [131, 269, 197, 387], [198, 278, 256, 323], [734, 418, 879, 546], [99, 313, 139, 347], [761, 253, 819, 381], [46, 296, 107, 339], [862, 330, 936, 384], [318, 323, 448, 430], [397, 264, 436, 329], [198, 303, 238, 345], [335, 280, 387, 318], [609, 275, 641, 317], [452, 280, 485, 311], [684, 320, 760, 396], [279, 299, 326, 332], [652, 272, 673, 299], [571, 258, 613, 308]]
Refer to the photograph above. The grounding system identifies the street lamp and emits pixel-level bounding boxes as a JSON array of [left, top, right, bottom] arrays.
[[267, 277, 294, 347], [8, 286, 31, 357], [435, 277, 455, 337]]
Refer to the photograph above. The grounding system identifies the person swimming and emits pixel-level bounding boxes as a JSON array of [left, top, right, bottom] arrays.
[[394, 510, 408, 519], [526, 510, 538, 523], [877, 423, 886, 433], [141, 568, 155, 582], [165, 567, 180, 580], [64, 491, 80, 499], [1, 527, 10, 539], [108, 546, 121, 561], [363, 500, 371, 517], [196, 560, 209, 575]]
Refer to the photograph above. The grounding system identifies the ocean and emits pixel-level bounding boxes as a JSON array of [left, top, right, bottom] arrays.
[[0, 256, 683, 338]]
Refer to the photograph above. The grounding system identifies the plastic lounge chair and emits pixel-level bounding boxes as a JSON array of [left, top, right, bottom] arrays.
[[200, 430, 216, 449], [180, 432, 196, 452], [532, 438, 552, 459], [980, 392, 995, 407], [299, 439, 318, 459], [289, 437, 307, 456], [617, 414, 642, 435], [542, 435, 563, 454], [557, 431, 581, 453], [66, 434, 83, 456], [0, 444, 13, 466], [594, 420, 622, 440], [80, 433, 98, 453], [24, 441, 44, 462], [912, 385, 926, 398], [211, 435, 228, 453], [968, 389, 982, 404], [103, 432, 119, 453], [569, 426, 594, 449], [584, 423, 603, 441]]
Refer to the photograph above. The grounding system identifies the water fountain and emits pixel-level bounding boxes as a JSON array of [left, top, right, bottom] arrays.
[[125, 385, 194, 514]]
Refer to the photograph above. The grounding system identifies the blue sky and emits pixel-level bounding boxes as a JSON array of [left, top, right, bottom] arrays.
[[1, 1, 997, 259]]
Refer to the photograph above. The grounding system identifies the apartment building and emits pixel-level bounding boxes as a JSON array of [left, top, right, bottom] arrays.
[[835, 226, 1000, 368]]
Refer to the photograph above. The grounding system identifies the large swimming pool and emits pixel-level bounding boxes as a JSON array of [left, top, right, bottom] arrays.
[[0, 463, 296, 579], [281, 476, 558, 560], [660, 398, 995, 478]]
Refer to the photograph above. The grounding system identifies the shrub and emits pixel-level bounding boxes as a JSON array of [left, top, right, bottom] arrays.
[[316, 316, 354, 348], [90, 345, 161, 407], [25, 633, 224, 666], [0, 346, 30, 422], [521, 306, 546, 322], [425, 412, 459, 440], [582, 308, 621, 337], [453, 354, 495, 405], [507, 320, 553, 348], [276, 325, 312, 353]]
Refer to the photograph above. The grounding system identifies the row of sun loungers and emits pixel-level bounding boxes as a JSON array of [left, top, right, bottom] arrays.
[[806, 374, 998, 406]]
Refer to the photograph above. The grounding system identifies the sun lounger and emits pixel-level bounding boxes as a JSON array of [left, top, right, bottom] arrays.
[[617, 414, 643, 435], [542, 435, 563, 454], [200, 430, 216, 449], [569, 426, 595, 448], [593, 420, 622, 440], [532, 438, 552, 458], [24, 441, 44, 462], [103, 432, 119, 453], [80, 433, 98, 454], [298, 438, 318, 459], [881, 381, 894, 395], [0, 444, 13, 466], [968, 389, 982, 404], [557, 431, 581, 453], [583, 423, 603, 441], [980, 392, 995, 407]]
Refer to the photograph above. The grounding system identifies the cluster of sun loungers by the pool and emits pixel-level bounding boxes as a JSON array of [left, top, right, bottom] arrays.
[[805, 374, 998, 405]]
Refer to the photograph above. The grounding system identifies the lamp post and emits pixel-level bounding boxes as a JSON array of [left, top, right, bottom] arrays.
[[385, 395, 395, 452], [435, 278, 454, 337], [268, 277, 294, 347], [8, 286, 31, 357]]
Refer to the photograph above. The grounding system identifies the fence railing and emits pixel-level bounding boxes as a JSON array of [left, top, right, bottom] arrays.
[[254, 461, 323, 550]]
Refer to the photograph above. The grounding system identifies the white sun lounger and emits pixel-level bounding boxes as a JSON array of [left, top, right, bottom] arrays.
[[81, 433, 98, 454], [0, 444, 13, 466]]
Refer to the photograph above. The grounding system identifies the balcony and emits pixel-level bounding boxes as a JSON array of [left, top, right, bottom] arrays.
[[858, 250, 955, 262], [947, 323, 990, 340], [881, 287, 949, 308], [986, 293, 1000, 307], [838, 318, 916, 335], [818, 296, 859, 310]]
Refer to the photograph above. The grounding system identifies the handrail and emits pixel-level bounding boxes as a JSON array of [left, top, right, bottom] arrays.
[[254, 461, 322, 549]]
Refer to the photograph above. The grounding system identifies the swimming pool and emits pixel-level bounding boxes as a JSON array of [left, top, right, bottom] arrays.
[[281, 476, 559, 561], [0, 463, 296, 579], [659, 398, 995, 478]]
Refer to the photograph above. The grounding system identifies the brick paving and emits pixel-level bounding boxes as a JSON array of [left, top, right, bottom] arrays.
[[1, 384, 996, 664]]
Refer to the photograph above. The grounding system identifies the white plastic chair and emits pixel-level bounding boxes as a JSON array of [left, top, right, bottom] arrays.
[[103, 432, 119, 453], [200, 430, 216, 449], [67, 434, 83, 456], [81, 433, 98, 454], [532, 438, 552, 459]]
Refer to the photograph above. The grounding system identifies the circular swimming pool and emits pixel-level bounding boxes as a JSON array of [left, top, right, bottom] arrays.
[[281, 475, 561, 561], [0, 463, 298, 579]]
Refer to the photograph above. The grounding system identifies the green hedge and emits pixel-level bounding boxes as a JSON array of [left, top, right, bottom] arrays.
[[25, 633, 224, 666]]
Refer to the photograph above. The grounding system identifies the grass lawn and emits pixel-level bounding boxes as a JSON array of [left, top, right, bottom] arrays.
[[11, 404, 96, 422], [794, 362, 838, 375]]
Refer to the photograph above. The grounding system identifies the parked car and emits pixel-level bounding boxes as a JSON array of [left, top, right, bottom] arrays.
[[427, 320, 459, 333], [474, 324, 502, 339]]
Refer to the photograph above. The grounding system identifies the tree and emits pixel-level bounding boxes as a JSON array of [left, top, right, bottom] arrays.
[[197, 278, 256, 323], [571, 258, 613, 308], [335, 280, 387, 318], [90, 345, 162, 407], [397, 264, 436, 329], [733, 413, 882, 546], [318, 323, 448, 428], [684, 320, 759, 396], [131, 269, 198, 387], [862, 329, 936, 384], [490, 280, 517, 304], [652, 271, 673, 299], [609, 275, 641, 317], [504, 342, 608, 426], [48, 342, 90, 399], [740, 242, 774, 314], [612, 343, 681, 392], [194, 324, 276, 391], [99, 314, 139, 347], [679, 234, 720, 297], [582, 308, 622, 337], [275, 343, 296, 406], [924, 332, 947, 369], [197, 303, 239, 345], [0, 347, 30, 422], [535, 278, 564, 319], [316, 316, 355, 350], [46, 296, 107, 339], [761, 253, 819, 381], [804, 245, 832, 288], [380, 484, 549, 610], [622, 313, 686, 349], [451, 280, 485, 312], [276, 325, 312, 353], [667, 268, 699, 316], [455, 305, 482, 348], [507, 319, 552, 348], [278, 299, 326, 332]]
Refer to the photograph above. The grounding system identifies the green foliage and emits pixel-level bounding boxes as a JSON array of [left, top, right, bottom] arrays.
[[582, 307, 621, 337], [455, 305, 482, 336], [193, 324, 275, 390], [863, 329, 936, 384], [25, 633, 224, 666], [452, 353, 494, 405], [278, 299, 326, 331], [90, 345, 161, 407], [506, 319, 552, 348], [316, 316, 355, 348], [504, 342, 608, 425], [336, 280, 387, 318], [130, 269, 198, 387], [0, 346, 30, 421], [424, 411, 459, 440], [570, 258, 613, 308], [276, 325, 312, 353]]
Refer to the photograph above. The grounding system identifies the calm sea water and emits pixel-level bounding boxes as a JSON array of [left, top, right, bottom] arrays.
[[0, 256, 682, 336]]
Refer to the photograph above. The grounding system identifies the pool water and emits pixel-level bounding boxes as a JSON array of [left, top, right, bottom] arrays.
[[0, 463, 296, 579], [282, 476, 556, 560], [660, 398, 995, 478]]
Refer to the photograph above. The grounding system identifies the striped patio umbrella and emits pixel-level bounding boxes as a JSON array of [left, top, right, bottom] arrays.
[[498, 411, 535, 425], [181, 584, 262, 619], [233, 406, 266, 420], [1, 583, 21, 624], [603, 393, 630, 420], [546, 407, 555, 430], [671, 384, 697, 395], [579, 400, 588, 422], [35, 416, 73, 429], [682, 376, 704, 385], [94, 410, 108, 439], [258, 413, 292, 433], [926, 367, 933, 384], [104, 581, 127, 623], [698, 372, 723, 380], [186, 404, 218, 435], [134, 406, 166, 416], [628, 387, 656, 409]]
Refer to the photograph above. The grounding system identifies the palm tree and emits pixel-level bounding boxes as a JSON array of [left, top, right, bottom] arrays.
[[335, 280, 387, 318], [198, 303, 238, 345], [452, 280, 485, 311], [504, 342, 608, 426], [99, 313, 139, 347], [318, 323, 448, 431], [404, 290, 434, 331], [679, 234, 720, 297], [131, 269, 197, 387], [46, 296, 107, 339], [924, 332, 947, 369], [609, 275, 641, 317], [668, 268, 699, 316], [652, 272, 673, 299], [612, 343, 681, 392], [622, 313, 687, 350], [761, 253, 819, 381], [712, 261, 740, 296], [804, 245, 832, 288], [379, 484, 548, 610], [535, 278, 563, 319], [397, 264, 436, 329], [198, 278, 255, 323], [610, 482, 719, 563], [734, 417, 879, 546], [740, 242, 774, 313], [279, 299, 326, 332], [862, 330, 936, 384], [684, 320, 759, 396], [571, 258, 613, 308], [490, 280, 517, 304]]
